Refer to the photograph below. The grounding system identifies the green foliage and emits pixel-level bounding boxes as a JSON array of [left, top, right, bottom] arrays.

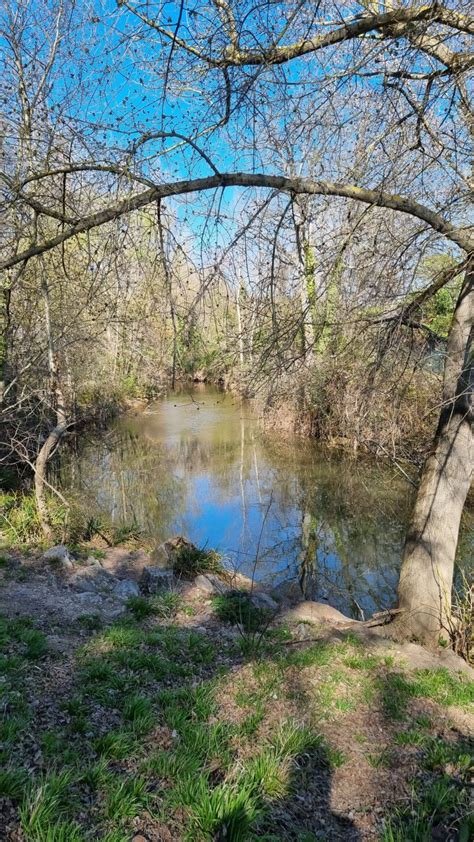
[[283, 639, 335, 668], [111, 520, 142, 545], [213, 591, 271, 633], [0, 491, 68, 546], [95, 730, 140, 760], [19, 770, 79, 840], [414, 253, 461, 338], [125, 592, 181, 620], [76, 613, 103, 631], [126, 595, 155, 619], [122, 693, 155, 735], [0, 766, 28, 800], [188, 777, 263, 841], [0, 491, 42, 544], [103, 775, 152, 820], [0, 615, 47, 659], [149, 591, 182, 618], [410, 668, 474, 708], [173, 543, 223, 578]]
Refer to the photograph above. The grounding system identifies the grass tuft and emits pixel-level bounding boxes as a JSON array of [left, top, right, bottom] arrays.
[[0, 766, 28, 800], [213, 591, 271, 633], [173, 543, 223, 578]]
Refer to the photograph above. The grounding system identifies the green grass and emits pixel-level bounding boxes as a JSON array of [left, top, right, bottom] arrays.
[[149, 591, 182, 618], [282, 640, 336, 668], [122, 693, 155, 735], [0, 615, 48, 659], [343, 653, 380, 670], [0, 490, 67, 545], [382, 735, 473, 840], [367, 749, 391, 768], [111, 522, 142, 545], [1, 601, 472, 842], [125, 595, 156, 619], [40, 729, 75, 762], [187, 777, 263, 841], [213, 591, 272, 633], [103, 775, 152, 820], [172, 543, 223, 578], [94, 730, 140, 760], [377, 668, 474, 721], [19, 770, 80, 840], [410, 668, 474, 707], [0, 766, 28, 800], [125, 592, 182, 620], [76, 613, 103, 631]]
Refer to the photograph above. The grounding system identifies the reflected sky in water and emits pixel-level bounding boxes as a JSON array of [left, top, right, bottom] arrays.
[[59, 387, 472, 619]]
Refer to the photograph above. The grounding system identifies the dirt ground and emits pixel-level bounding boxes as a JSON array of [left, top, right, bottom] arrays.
[[0, 548, 472, 841]]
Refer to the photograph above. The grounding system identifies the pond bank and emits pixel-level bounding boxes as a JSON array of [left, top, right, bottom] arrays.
[[0, 542, 473, 841]]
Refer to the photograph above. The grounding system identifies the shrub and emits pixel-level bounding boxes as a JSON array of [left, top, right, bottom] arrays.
[[173, 543, 223, 578], [213, 592, 271, 633]]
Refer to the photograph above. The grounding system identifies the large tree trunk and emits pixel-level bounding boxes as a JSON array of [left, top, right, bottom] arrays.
[[396, 266, 473, 643]]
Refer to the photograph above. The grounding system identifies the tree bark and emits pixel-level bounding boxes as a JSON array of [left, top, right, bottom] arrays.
[[396, 265, 473, 643], [34, 274, 69, 539], [34, 418, 68, 542], [0, 280, 11, 405]]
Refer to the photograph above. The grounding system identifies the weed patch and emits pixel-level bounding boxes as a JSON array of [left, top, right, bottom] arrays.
[[173, 543, 223, 578]]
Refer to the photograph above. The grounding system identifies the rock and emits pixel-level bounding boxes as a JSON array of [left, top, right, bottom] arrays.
[[43, 545, 73, 568], [150, 542, 172, 567], [270, 579, 304, 606], [165, 535, 195, 554], [140, 567, 175, 594], [70, 568, 115, 593], [194, 573, 230, 595], [294, 622, 314, 640], [113, 579, 140, 600], [283, 601, 357, 625], [250, 592, 278, 613], [85, 556, 103, 567], [75, 592, 103, 607]]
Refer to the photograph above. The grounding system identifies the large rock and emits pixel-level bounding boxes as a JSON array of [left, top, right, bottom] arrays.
[[283, 601, 357, 625], [140, 567, 175, 594], [250, 591, 278, 613], [70, 567, 115, 593], [114, 579, 140, 600], [271, 579, 304, 606], [43, 545, 73, 569], [194, 574, 230, 595]]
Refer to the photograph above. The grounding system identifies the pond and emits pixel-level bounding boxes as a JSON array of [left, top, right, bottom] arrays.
[[59, 386, 472, 619]]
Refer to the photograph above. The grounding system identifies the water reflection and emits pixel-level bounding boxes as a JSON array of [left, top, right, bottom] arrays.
[[59, 387, 471, 619]]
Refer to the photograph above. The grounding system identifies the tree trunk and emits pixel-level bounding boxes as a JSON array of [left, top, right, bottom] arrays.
[[396, 266, 473, 643], [35, 419, 68, 541], [0, 281, 11, 405], [34, 274, 69, 539], [236, 283, 245, 374]]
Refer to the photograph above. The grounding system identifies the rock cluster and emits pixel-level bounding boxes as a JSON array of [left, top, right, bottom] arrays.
[[34, 537, 358, 628]]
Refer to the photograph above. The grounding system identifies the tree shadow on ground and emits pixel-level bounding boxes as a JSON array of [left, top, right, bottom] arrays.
[[0, 562, 472, 840]]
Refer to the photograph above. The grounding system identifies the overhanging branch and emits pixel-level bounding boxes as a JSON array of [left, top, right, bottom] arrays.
[[2, 172, 472, 272]]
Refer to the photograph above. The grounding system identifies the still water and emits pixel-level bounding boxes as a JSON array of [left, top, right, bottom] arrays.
[[60, 387, 472, 619]]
